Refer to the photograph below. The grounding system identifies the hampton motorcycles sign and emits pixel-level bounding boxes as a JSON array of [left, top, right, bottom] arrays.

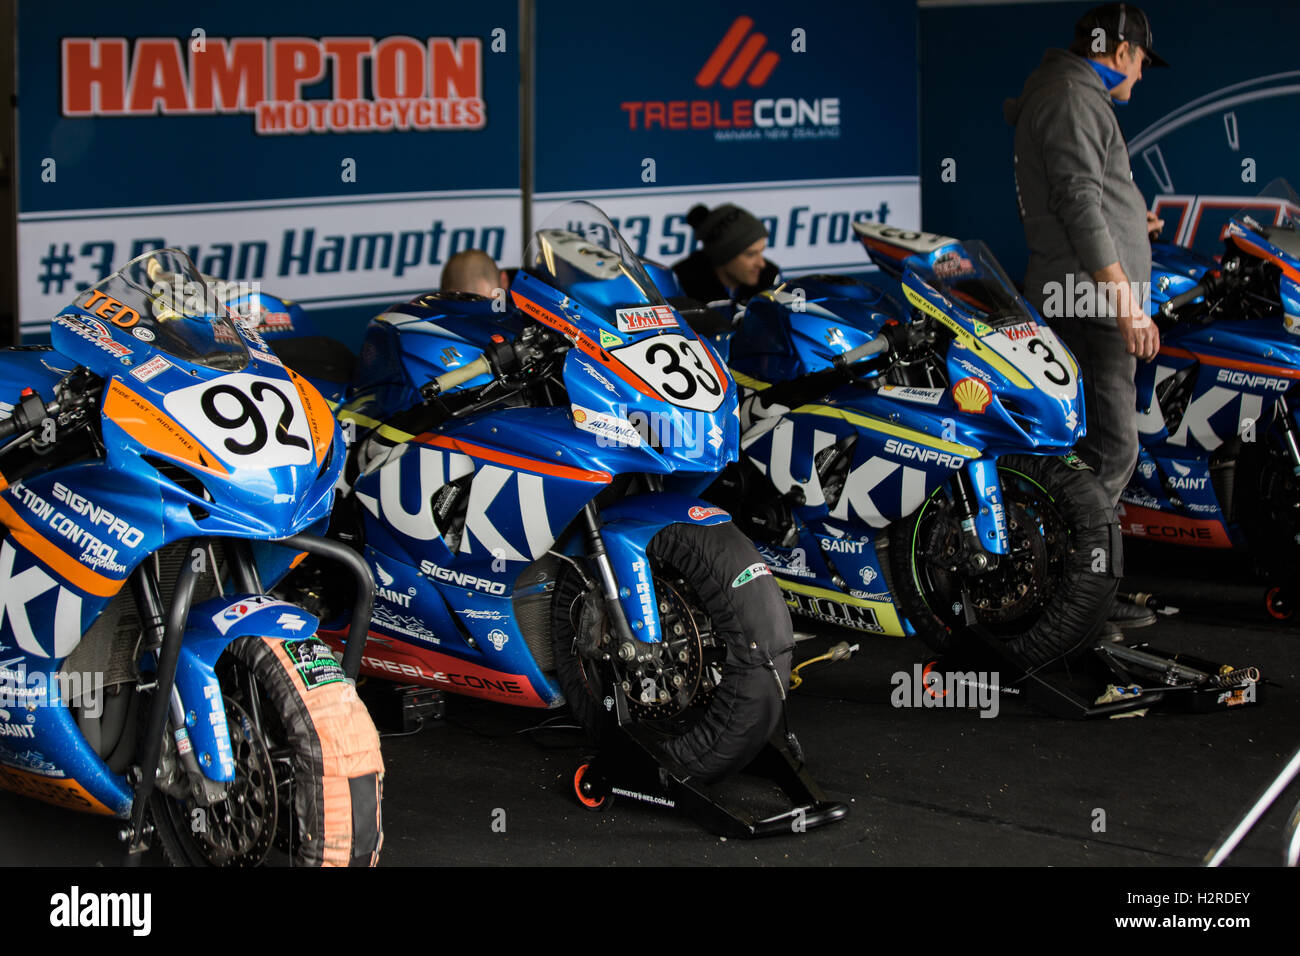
[[60, 35, 486, 135], [18, 3, 520, 343]]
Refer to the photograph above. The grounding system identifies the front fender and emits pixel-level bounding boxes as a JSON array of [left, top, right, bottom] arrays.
[[564, 493, 730, 644], [966, 459, 1009, 556], [175, 595, 319, 781]]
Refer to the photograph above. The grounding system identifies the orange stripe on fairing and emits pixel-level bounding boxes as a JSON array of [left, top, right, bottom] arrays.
[[510, 291, 662, 400], [0, 495, 124, 597], [0, 472, 7, 492], [1119, 502, 1232, 548], [418, 433, 612, 484], [286, 368, 334, 466], [265, 638, 383, 867], [0, 766, 114, 816], [102, 379, 230, 477], [862, 236, 924, 263], [1158, 347, 1300, 380], [1232, 235, 1300, 284]]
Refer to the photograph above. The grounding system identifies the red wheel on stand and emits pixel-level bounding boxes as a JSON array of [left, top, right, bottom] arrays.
[[573, 763, 611, 811]]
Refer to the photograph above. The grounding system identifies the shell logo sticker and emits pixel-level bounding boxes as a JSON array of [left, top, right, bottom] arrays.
[[572, 407, 587, 423], [952, 377, 992, 414]]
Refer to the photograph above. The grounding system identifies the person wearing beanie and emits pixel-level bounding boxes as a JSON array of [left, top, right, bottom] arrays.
[[672, 202, 780, 309], [1004, 2, 1169, 636]]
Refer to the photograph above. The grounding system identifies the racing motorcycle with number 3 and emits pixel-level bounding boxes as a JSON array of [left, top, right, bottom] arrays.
[[1128, 179, 1300, 619], [286, 203, 794, 785], [697, 221, 1119, 669], [0, 249, 383, 865]]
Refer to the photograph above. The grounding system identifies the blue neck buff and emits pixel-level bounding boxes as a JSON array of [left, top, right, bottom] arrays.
[[1088, 59, 1129, 105]]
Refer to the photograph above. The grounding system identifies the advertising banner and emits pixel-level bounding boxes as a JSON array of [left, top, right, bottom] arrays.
[[533, 1, 919, 277], [16, 3, 522, 342]]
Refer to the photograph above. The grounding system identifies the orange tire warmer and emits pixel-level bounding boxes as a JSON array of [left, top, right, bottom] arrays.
[[240, 637, 385, 866]]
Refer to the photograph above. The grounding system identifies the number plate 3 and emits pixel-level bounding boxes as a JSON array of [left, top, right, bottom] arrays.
[[163, 372, 315, 469], [610, 334, 726, 412]]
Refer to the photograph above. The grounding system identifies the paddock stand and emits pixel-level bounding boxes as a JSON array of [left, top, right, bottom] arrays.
[[934, 623, 1263, 719], [570, 683, 849, 838]]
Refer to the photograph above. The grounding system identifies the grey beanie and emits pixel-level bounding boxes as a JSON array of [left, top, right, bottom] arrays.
[[687, 203, 768, 266]]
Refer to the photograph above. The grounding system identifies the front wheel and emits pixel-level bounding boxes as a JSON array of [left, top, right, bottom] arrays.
[[552, 520, 794, 784], [890, 454, 1118, 669], [150, 636, 384, 867]]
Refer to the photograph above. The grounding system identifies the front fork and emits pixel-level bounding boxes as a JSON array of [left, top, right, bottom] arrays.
[[952, 459, 1010, 571], [1275, 395, 1300, 475]]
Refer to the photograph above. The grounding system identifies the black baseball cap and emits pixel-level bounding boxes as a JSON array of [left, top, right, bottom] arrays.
[[1074, 3, 1170, 68]]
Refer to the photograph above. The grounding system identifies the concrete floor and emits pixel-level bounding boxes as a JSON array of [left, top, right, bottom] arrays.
[[2, 540, 1296, 868]]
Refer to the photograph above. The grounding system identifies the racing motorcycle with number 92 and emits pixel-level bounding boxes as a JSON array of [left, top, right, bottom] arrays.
[[0, 249, 383, 865]]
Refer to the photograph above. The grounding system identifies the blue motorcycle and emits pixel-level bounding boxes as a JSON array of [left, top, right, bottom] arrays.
[[696, 223, 1118, 668], [0, 249, 383, 865], [288, 203, 794, 784], [1129, 179, 1300, 618]]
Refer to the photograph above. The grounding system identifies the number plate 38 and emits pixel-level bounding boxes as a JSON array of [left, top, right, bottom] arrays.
[[163, 372, 315, 469]]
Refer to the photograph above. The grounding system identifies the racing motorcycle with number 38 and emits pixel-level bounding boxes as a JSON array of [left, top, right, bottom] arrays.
[[288, 203, 794, 784], [0, 249, 383, 865], [698, 222, 1119, 669]]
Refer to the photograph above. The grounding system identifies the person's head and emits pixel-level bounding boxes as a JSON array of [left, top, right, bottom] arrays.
[[686, 203, 770, 291], [1069, 3, 1168, 102], [441, 250, 506, 299]]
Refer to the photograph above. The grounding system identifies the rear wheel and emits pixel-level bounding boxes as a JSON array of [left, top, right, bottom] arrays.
[[890, 455, 1118, 669], [552, 520, 793, 784], [150, 636, 384, 867]]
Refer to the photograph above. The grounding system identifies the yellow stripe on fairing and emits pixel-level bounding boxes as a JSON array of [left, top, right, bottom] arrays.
[[902, 285, 1032, 390], [728, 369, 771, 391], [789, 403, 979, 458], [337, 407, 416, 445], [777, 577, 906, 636]]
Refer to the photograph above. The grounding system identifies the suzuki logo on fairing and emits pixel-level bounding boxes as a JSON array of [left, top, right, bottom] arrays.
[[0, 542, 83, 659]]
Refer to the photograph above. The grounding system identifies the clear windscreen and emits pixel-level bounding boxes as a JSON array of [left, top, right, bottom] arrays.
[[66, 249, 249, 371], [926, 241, 1035, 326], [1232, 179, 1300, 261], [522, 201, 668, 323]]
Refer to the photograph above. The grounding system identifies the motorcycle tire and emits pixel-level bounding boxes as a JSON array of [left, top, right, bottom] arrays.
[[551, 520, 794, 784], [149, 636, 384, 867], [1235, 429, 1300, 587], [890, 454, 1118, 670]]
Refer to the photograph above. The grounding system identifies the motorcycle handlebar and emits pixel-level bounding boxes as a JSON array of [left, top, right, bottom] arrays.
[[428, 355, 492, 395], [832, 336, 889, 369], [1160, 273, 1222, 319]]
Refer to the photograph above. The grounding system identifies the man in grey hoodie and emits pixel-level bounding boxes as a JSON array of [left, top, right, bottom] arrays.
[[1005, 3, 1168, 629]]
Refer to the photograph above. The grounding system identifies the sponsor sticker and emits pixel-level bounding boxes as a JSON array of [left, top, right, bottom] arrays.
[[731, 562, 772, 588], [688, 505, 727, 521], [282, 640, 347, 690], [879, 384, 944, 405], [615, 305, 678, 333], [599, 329, 623, 348], [952, 377, 992, 414], [129, 355, 172, 383]]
